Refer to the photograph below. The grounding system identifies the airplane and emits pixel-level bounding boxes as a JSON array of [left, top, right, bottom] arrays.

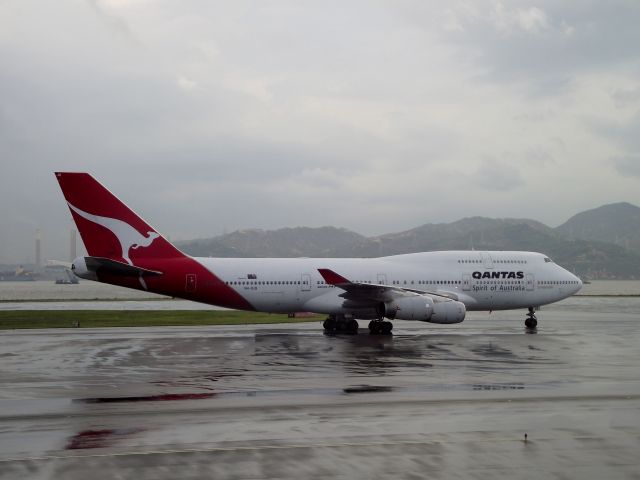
[[55, 172, 583, 334]]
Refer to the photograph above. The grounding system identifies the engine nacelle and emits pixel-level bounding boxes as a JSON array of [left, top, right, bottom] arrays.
[[382, 296, 433, 321], [430, 299, 466, 324], [71, 257, 97, 281], [382, 296, 466, 324]]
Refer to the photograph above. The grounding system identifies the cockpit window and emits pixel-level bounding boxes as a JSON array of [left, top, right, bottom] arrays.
[[544, 257, 553, 263]]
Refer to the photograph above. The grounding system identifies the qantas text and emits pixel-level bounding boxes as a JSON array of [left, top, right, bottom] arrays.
[[472, 271, 524, 279]]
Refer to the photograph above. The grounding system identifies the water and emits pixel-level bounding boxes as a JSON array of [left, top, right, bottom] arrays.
[[0, 300, 221, 311], [578, 280, 640, 296], [0, 280, 167, 301], [0, 281, 219, 310]]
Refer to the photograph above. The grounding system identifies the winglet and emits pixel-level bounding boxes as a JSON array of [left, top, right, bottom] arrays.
[[318, 268, 352, 286]]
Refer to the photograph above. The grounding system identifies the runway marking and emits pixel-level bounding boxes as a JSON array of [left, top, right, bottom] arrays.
[[1, 392, 638, 423], [0, 434, 629, 463]]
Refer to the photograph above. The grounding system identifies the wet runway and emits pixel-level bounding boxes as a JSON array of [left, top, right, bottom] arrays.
[[1, 300, 639, 479]]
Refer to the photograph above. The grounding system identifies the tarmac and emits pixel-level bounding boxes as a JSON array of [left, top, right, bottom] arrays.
[[1, 300, 639, 479]]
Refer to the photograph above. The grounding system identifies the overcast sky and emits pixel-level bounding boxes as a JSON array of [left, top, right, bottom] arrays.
[[1, 0, 640, 263]]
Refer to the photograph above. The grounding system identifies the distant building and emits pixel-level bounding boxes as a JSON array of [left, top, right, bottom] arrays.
[[35, 229, 42, 267]]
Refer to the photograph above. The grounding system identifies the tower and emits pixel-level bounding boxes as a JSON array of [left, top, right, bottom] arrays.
[[35, 229, 42, 267]]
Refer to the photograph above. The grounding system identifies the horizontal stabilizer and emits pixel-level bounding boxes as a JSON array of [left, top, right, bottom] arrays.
[[83, 257, 163, 277], [46, 259, 73, 268], [318, 268, 351, 286]]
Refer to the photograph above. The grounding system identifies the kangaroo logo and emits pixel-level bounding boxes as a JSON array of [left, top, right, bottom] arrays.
[[68, 202, 160, 266]]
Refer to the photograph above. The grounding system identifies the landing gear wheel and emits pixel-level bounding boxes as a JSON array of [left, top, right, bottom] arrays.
[[323, 317, 337, 333], [324, 316, 359, 335], [368, 320, 393, 335], [525, 307, 538, 329], [345, 319, 359, 335], [381, 321, 393, 335]]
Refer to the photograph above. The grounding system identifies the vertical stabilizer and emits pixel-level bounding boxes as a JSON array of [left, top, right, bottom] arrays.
[[55, 172, 184, 265]]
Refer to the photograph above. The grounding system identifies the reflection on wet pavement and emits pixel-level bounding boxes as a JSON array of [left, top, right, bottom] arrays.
[[66, 428, 144, 450], [1, 305, 640, 479], [75, 393, 216, 404]]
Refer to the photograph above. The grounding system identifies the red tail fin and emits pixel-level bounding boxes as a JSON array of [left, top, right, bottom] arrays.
[[55, 172, 184, 265]]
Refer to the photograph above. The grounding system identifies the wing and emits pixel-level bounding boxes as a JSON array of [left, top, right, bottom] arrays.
[[317, 268, 459, 303]]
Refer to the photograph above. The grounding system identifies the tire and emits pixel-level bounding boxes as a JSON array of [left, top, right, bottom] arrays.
[[346, 319, 359, 335], [323, 318, 336, 331]]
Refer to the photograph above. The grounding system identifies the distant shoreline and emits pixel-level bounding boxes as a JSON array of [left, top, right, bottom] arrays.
[[0, 297, 172, 303], [574, 294, 640, 297], [2, 293, 640, 304]]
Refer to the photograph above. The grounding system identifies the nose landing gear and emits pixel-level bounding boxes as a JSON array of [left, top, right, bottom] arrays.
[[525, 307, 538, 329]]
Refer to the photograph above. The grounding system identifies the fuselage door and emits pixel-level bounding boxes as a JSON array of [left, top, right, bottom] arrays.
[[525, 273, 534, 291], [482, 252, 494, 269], [377, 273, 387, 285], [185, 273, 197, 292], [300, 273, 311, 292], [462, 274, 471, 291]]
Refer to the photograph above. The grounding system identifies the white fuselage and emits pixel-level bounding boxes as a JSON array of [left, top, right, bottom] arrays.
[[196, 250, 582, 316]]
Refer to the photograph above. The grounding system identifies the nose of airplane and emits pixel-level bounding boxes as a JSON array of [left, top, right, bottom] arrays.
[[574, 274, 583, 293]]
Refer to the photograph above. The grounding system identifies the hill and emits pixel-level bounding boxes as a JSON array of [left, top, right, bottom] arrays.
[[555, 202, 640, 254], [178, 204, 640, 279], [178, 226, 366, 258], [327, 218, 554, 257]]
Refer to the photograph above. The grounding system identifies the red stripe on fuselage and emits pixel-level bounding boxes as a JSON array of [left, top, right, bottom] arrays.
[[100, 257, 255, 311]]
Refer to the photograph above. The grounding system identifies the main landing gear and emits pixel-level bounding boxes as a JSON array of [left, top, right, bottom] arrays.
[[322, 315, 393, 335], [323, 314, 359, 335], [368, 320, 393, 335], [525, 307, 538, 329]]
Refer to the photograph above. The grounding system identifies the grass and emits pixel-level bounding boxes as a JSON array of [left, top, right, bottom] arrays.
[[0, 310, 322, 329]]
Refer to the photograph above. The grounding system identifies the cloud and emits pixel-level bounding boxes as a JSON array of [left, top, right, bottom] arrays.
[[524, 147, 556, 166], [613, 156, 640, 177], [475, 159, 525, 192], [177, 75, 198, 91], [425, 0, 640, 94], [611, 85, 640, 108], [593, 111, 640, 152], [0, 1, 639, 261], [489, 4, 550, 35]]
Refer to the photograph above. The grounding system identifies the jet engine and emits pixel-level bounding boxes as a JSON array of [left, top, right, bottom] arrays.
[[381, 295, 466, 324]]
